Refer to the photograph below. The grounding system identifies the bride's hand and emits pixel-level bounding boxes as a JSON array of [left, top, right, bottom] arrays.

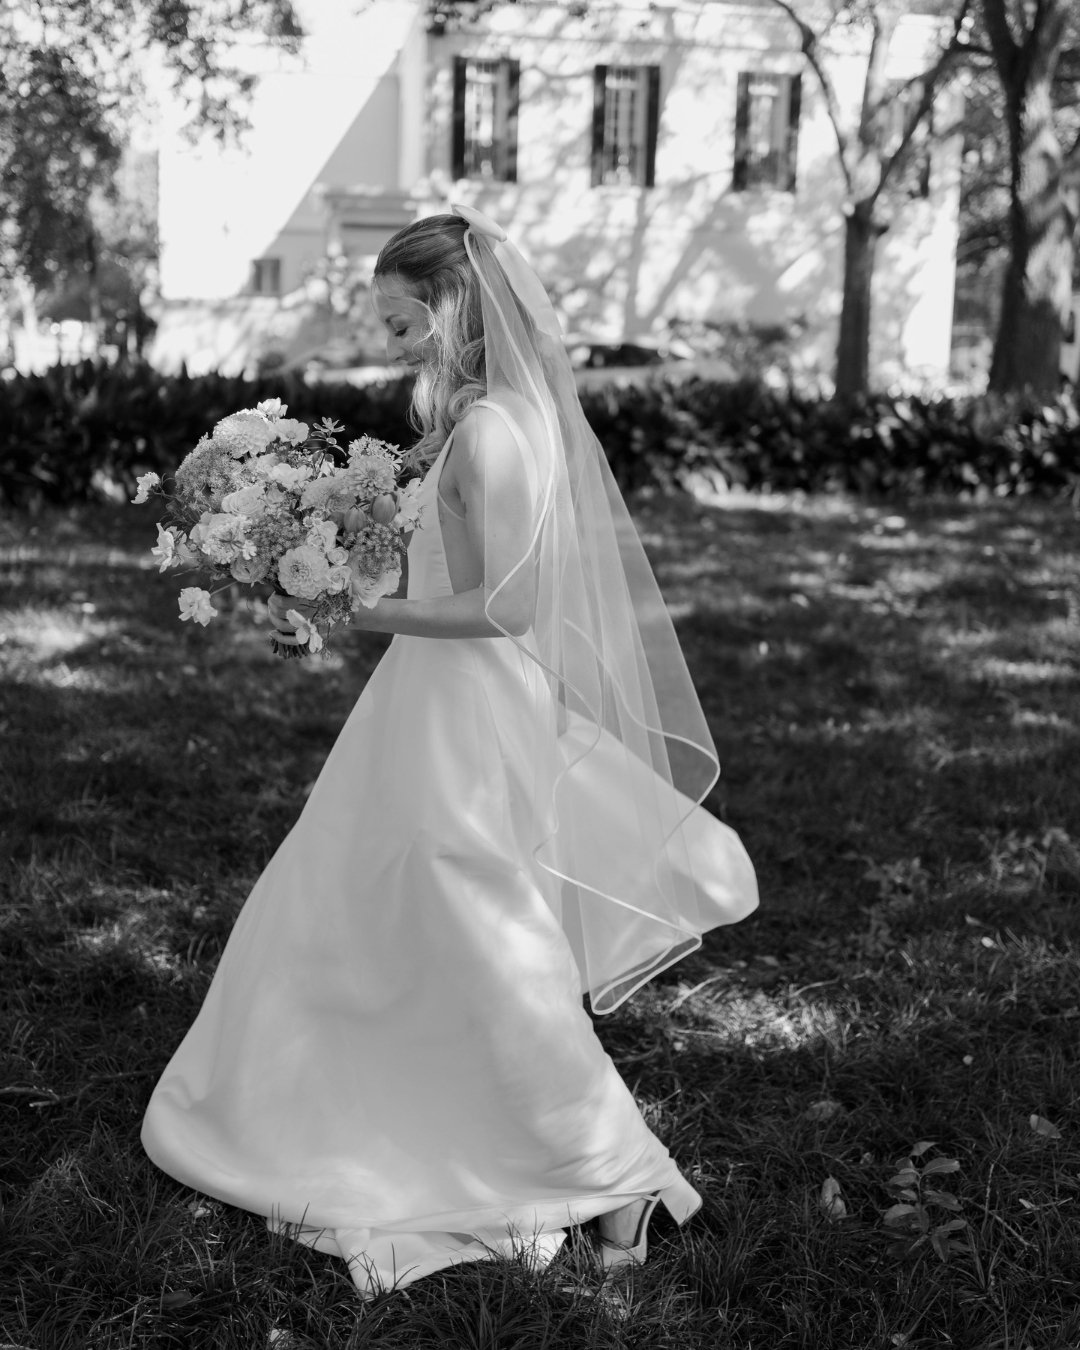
[[268, 592, 312, 637]]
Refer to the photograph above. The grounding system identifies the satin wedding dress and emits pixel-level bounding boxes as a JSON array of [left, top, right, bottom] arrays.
[[141, 400, 758, 1297]]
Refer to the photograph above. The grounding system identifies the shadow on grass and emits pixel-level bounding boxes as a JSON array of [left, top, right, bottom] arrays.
[[2, 494, 1079, 1348]]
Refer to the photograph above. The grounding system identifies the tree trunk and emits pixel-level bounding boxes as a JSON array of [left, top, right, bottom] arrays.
[[835, 199, 887, 398], [983, 0, 1073, 397], [988, 70, 1072, 396], [85, 226, 103, 349]]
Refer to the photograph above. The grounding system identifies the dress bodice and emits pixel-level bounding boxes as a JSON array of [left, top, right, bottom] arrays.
[[405, 431, 458, 602]]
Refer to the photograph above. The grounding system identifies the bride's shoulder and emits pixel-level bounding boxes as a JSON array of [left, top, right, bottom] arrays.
[[453, 400, 527, 466]]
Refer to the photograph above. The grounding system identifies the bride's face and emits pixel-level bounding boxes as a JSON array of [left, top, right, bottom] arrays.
[[372, 279, 433, 371]]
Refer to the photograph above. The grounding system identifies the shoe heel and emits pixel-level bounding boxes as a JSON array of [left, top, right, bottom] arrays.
[[658, 1173, 702, 1227]]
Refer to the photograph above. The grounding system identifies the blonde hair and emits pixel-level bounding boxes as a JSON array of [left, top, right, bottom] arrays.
[[374, 214, 486, 470]]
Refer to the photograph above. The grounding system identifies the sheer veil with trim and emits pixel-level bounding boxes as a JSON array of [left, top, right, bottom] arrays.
[[452, 203, 756, 1014]]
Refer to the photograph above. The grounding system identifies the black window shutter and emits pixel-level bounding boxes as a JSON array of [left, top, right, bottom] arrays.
[[643, 65, 660, 188], [591, 65, 608, 187], [503, 59, 520, 183], [785, 72, 801, 192], [733, 72, 750, 190], [452, 56, 467, 180], [918, 97, 932, 198]]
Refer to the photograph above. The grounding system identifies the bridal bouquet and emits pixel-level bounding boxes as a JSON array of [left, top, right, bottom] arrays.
[[133, 399, 423, 657]]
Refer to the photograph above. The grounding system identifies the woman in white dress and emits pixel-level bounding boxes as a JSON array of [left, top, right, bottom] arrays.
[[141, 204, 758, 1297]]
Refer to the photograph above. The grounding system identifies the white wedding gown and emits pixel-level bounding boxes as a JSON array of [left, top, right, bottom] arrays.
[[141, 406, 758, 1296]]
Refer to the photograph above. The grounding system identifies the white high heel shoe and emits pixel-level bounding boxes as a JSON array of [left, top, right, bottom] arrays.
[[596, 1172, 702, 1270]]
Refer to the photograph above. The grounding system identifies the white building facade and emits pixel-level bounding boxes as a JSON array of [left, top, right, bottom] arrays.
[[151, 0, 962, 386]]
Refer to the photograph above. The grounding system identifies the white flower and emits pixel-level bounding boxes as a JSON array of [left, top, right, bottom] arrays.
[[213, 411, 276, 459], [221, 483, 268, 517], [277, 543, 333, 600], [350, 565, 400, 610], [274, 418, 309, 445], [132, 471, 161, 504], [392, 477, 425, 530], [326, 563, 353, 594], [300, 473, 356, 515], [256, 398, 287, 420], [268, 462, 312, 491], [327, 545, 349, 566], [347, 440, 398, 497], [285, 608, 324, 654], [178, 587, 216, 625], [231, 555, 271, 583], [305, 518, 338, 553], [190, 512, 250, 565], [151, 523, 178, 572]]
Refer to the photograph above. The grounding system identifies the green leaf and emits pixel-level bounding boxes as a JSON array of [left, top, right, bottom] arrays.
[[909, 1140, 936, 1158], [921, 1156, 961, 1175], [888, 1169, 919, 1188], [930, 1229, 951, 1263], [883, 1202, 919, 1225], [923, 1190, 962, 1211]]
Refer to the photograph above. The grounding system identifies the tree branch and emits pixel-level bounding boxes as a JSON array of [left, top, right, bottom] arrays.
[[765, 0, 853, 193], [880, 0, 974, 187]]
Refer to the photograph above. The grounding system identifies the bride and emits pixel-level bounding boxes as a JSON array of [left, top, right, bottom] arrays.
[[141, 204, 758, 1297]]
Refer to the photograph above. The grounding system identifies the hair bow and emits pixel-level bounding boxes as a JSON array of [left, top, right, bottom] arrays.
[[451, 202, 508, 243]]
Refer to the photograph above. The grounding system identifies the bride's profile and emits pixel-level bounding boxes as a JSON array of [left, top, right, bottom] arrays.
[[141, 203, 759, 1296]]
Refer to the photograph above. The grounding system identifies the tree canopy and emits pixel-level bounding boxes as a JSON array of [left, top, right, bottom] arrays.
[[0, 0, 303, 294]]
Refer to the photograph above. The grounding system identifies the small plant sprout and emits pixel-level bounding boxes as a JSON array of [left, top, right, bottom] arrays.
[[881, 1140, 969, 1263]]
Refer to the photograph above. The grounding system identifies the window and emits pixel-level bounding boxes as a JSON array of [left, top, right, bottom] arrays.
[[881, 80, 932, 198], [733, 72, 801, 191], [591, 65, 660, 188], [251, 258, 282, 295], [452, 56, 520, 181]]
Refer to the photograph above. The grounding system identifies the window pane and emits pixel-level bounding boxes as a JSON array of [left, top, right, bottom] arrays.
[[603, 66, 645, 184], [464, 59, 503, 178]]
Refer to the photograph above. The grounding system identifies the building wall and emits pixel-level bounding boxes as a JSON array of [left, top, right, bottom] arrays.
[[151, 0, 961, 386], [427, 0, 962, 384], [151, 0, 424, 373]]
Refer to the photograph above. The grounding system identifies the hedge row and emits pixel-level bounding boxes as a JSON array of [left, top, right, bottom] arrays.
[[1, 359, 1078, 507]]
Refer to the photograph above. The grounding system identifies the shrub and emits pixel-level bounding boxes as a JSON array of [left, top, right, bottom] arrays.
[[1, 360, 1078, 507], [0, 361, 413, 508]]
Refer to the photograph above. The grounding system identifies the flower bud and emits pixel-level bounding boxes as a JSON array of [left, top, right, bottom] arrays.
[[371, 493, 398, 525], [342, 506, 366, 534]]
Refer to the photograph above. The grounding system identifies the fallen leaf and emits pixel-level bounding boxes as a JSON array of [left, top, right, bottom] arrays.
[[160, 1290, 195, 1309], [820, 1176, 847, 1220], [1029, 1114, 1062, 1140], [804, 1098, 844, 1122]]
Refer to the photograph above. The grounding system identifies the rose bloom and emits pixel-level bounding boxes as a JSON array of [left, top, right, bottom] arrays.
[[277, 543, 334, 600], [326, 564, 353, 594], [350, 565, 401, 610], [305, 517, 339, 553], [222, 483, 268, 517]]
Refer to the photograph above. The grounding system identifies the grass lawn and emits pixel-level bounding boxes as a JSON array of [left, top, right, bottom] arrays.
[[2, 489, 1079, 1350]]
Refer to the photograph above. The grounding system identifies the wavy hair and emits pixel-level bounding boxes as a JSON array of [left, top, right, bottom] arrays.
[[374, 214, 486, 470]]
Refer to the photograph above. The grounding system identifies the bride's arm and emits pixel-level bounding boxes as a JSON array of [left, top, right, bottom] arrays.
[[272, 407, 536, 642], [360, 406, 536, 639]]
